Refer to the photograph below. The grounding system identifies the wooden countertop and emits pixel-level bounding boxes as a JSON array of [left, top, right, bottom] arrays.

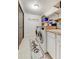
[[47, 29, 61, 35]]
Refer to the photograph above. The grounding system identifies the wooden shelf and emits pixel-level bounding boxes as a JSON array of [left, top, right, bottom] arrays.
[[55, 18, 61, 22]]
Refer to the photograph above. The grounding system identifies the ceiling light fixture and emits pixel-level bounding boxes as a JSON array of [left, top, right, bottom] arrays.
[[32, 0, 40, 9], [33, 4, 39, 9]]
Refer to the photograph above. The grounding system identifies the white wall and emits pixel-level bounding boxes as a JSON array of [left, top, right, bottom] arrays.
[[24, 13, 41, 38], [18, 13, 41, 59], [24, 13, 41, 59]]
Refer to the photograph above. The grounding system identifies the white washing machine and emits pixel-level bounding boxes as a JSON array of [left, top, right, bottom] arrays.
[[31, 26, 47, 59]]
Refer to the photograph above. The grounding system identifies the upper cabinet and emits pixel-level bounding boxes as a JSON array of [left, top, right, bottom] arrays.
[[54, 1, 61, 8]]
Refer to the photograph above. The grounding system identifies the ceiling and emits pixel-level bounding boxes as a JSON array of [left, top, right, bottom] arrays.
[[19, 0, 60, 15]]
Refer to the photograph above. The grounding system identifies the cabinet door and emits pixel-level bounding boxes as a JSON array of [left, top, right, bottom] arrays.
[[56, 35, 61, 59], [47, 32, 56, 59]]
